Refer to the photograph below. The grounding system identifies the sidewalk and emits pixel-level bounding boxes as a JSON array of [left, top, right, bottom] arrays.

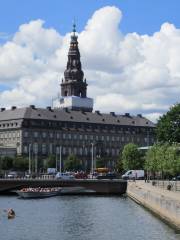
[[127, 180, 180, 230], [129, 180, 180, 201]]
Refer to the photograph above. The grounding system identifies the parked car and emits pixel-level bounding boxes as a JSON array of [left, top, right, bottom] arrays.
[[96, 172, 117, 180], [74, 172, 88, 179], [55, 172, 75, 180], [7, 171, 18, 178], [172, 175, 180, 181], [122, 170, 144, 180]]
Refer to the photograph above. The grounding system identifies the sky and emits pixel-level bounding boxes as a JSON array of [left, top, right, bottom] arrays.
[[0, 0, 180, 122]]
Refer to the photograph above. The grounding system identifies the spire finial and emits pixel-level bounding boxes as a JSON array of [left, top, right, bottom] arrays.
[[72, 18, 76, 36]]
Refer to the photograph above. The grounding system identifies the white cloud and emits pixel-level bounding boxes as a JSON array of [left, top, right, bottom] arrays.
[[0, 6, 180, 123]]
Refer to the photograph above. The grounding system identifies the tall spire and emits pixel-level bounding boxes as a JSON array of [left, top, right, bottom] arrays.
[[72, 19, 76, 36], [61, 23, 87, 98]]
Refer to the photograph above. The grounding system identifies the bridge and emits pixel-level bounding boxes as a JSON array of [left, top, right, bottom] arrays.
[[0, 179, 127, 195]]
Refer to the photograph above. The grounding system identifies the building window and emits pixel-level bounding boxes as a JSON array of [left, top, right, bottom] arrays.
[[63, 147, 66, 155], [24, 146, 28, 154], [68, 147, 71, 155], [80, 135, 83, 140], [112, 149, 115, 156], [42, 144, 46, 154], [63, 133, 66, 139], [57, 133, 60, 139], [34, 132, 38, 138], [50, 133, 53, 138], [33, 143, 38, 154], [42, 132, 46, 138], [73, 147, 77, 155], [24, 132, 28, 138], [79, 148, 83, 155], [49, 143, 53, 154], [68, 134, 71, 140]]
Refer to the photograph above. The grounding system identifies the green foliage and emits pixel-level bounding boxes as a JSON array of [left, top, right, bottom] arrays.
[[156, 103, 180, 143], [96, 157, 108, 168], [122, 143, 143, 170], [64, 154, 82, 171], [145, 143, 180, 176], [13, 156, 28, 171], [116, 154, 124, 173], [0, 156, 13, 170], [45, 155, 56, 168]]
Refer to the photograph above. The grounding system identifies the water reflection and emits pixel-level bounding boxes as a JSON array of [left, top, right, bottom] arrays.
[[0, 195, 179, 240]]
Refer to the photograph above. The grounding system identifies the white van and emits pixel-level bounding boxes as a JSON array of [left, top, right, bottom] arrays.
[[122, 170, 144, 180]]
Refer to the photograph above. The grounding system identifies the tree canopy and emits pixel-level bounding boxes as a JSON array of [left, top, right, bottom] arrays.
[[64, 154, 82, 171], [122, 143, 143, 170], [145, 143, 180, 177], [156, 103, 180, 143]]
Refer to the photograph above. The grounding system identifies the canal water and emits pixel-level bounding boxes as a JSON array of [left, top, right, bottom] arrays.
[[0, 195, 179, 240]]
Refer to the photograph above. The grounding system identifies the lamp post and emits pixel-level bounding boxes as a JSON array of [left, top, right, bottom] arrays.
[[28, 143, 31, 175], [56, 147, 58, 172], [91, 142, 94, 176], [59, 146, 62, 173]]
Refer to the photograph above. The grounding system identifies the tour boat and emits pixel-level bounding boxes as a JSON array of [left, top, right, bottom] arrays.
[[16, 187, 62, 199]]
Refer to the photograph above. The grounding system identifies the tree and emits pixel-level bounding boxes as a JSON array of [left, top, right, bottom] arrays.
[[156, 103, 180, 143], [0, 156, 13, 170], [45, 155, 56, 169], [64, 154, 82, 171], [13, 156, 28, 171], [145, 143, 180, 178], [122, 143, 143, 170], [116, 153, 124, 173]]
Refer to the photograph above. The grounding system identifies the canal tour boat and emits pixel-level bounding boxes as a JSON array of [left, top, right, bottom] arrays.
[[16, 187, 62, 199]]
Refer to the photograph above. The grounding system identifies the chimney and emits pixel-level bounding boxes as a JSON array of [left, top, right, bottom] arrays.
[[110, 112, 116, 116], [11, 106, 17, 110], [125, 113, 130, 117], [95, 110, 100, 115], [30, 105, 35, 109], [46, 106, 52, 111]]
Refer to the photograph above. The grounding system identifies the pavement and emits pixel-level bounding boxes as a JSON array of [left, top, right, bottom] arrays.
[[128, 180, 180, 202]]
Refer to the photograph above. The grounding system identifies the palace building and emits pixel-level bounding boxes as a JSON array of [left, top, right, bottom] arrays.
[[0, 24, 155, 169]]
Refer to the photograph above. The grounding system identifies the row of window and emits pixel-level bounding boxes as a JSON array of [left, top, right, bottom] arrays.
[[0, 131, 20, 138], [24, 131, 154, 143], [23, 144, 120, 156], [0, 122, 19, 128], [27, 118, 153, 132]]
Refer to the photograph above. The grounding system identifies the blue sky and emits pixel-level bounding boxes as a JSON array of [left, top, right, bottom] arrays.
[[0, 1, 180, 121], [0, 0, 180, 36]]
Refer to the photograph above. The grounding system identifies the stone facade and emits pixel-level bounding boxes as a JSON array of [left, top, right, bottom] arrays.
[[0, 106, 155, 168]]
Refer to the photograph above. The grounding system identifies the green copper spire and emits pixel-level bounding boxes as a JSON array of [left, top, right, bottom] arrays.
[[72, 19, 76, 36]]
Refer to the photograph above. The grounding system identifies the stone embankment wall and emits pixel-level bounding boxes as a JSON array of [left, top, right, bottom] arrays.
[[127, 181, 180, 230]]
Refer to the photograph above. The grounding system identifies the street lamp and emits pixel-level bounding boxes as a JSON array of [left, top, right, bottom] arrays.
[[28, 143, 31, 175], [91, 142, 94, 176], [59, 146, 62, 174]]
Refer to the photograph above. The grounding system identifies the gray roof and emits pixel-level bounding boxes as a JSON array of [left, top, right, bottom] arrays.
[[0, 107, 155, 127]]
